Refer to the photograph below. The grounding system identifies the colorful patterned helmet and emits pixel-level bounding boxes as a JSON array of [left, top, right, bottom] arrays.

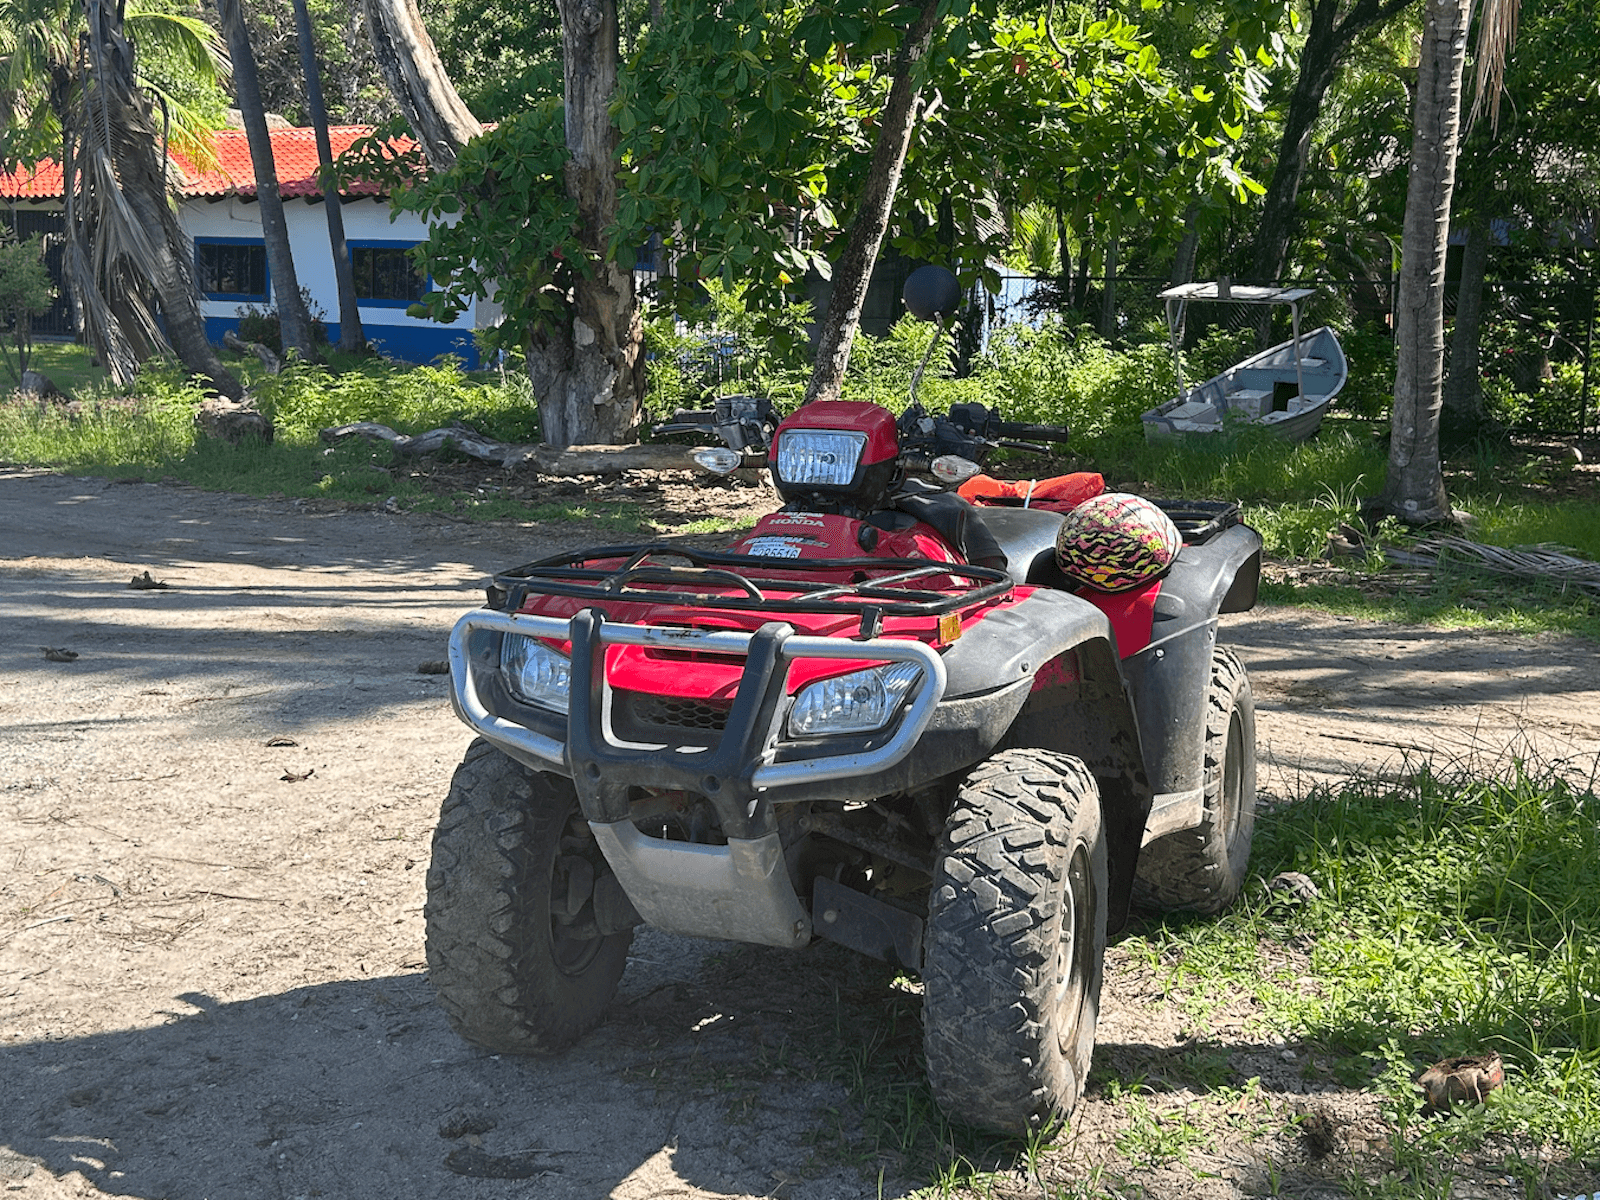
[[1054, 492, 1182, 593]]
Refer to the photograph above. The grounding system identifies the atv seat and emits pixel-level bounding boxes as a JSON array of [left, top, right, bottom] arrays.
[[975, 506, 1067, 584]]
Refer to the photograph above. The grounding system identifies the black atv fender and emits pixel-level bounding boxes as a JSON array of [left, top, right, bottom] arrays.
[[979, 593, 1151, 934], [1119, 523, 1261, 845]]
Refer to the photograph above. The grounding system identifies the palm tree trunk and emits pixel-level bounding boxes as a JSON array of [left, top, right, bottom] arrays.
[[218, 0, 317, 361], [1381, 0, 1473, 524], [80, 0, 243, 397], [803, 0, 942, 406], [293, 0, 366, 355]]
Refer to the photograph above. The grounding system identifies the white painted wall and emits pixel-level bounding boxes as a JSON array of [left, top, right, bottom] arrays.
[[182, 196, 481, 358]]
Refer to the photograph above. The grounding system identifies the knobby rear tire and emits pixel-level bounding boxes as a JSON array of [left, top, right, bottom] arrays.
[[425, 740, 632, 1053]]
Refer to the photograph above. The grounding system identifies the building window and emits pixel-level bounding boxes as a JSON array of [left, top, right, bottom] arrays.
[[195, 239, 268, 301], [350, 243, 427, 305]]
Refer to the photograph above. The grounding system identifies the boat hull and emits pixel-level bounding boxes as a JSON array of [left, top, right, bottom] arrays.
[[1142, 326, 1346, 445]]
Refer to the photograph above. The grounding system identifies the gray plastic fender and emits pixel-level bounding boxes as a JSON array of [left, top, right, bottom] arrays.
[[945, 587, 1154, 932], [1121, 522, 1262, 841]]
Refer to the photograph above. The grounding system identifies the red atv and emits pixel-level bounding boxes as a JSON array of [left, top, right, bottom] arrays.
[[427, 269, 1262, 1135]]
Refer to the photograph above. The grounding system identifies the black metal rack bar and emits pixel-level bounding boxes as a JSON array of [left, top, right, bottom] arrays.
[[494, 543, 1013, 618]]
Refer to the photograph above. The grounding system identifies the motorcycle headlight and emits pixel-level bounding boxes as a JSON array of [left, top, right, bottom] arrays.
[[788, 662, 923, 737], [776, 430, 866, 487], [501, 634, 570, 713]]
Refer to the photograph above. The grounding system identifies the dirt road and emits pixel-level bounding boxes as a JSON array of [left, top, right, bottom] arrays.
[[3, 468, 1596, 1200]]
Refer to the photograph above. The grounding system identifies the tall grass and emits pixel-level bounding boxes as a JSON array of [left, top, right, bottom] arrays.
[[0, 356, 553, 514]]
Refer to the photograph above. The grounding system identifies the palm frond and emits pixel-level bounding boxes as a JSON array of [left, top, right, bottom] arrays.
[[126, 8, 230, 85], [1468, 0, 1520, 134]]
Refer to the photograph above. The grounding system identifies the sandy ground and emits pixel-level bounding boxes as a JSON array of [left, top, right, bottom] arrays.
[[3, 467, 1598, 1200]]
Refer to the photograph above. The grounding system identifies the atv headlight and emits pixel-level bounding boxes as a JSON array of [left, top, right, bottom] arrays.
[[501, 634, 570, 713], [788, 662, 923, 736], [776, 430, 866, 487]]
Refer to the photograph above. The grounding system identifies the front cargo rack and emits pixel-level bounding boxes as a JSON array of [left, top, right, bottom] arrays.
[[493, 543, 1014, 628]]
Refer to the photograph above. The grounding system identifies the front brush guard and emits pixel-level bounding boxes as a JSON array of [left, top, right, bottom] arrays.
[[448, 607, 948, 949], [451, 608, 947, 830]]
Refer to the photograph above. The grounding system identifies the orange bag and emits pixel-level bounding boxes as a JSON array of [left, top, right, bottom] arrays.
[[957, 472, 1105, 512]]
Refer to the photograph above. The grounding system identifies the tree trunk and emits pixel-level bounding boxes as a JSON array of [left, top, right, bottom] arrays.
[[1055, 207, 1074, 304], [1169, 203, 1201, 287], [362, 0, 482, 171], [218, 0, 317, 361], [1248, 0, 1414, 286], [1443, 217, 1489, 427], [1382, 0, 1472, 525], [803, 0, 943, 406], [1071, 219, 1093, 310], [293, 0, 366, 355], [1098, 236, 1119, 342], [524, 0, 643, 447], [79, 0, 243, 397]]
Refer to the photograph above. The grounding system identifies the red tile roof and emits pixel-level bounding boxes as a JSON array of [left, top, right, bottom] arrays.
[[1, 126, 419, 201], [1, 160, 65, 199]]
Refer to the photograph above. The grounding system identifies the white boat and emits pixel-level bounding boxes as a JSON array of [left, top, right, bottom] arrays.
[[1141, 283, 1348, 444]]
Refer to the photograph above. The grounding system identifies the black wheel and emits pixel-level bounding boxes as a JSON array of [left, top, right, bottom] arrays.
[[425, 740, 633, 1053], [1133, 646, 1257, 915], [923, 748, 1108, 1135]]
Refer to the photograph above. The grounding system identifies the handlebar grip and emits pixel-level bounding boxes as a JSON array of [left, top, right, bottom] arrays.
[[993, 421, 1071, 443]]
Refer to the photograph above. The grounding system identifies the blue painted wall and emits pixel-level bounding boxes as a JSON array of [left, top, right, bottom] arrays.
[[204, 317, 480, 369]]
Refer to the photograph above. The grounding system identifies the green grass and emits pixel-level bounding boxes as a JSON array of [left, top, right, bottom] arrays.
[[1258, 576, 1600, 642], [1125, 764, 1600, 1175], [5, 353, 1599, 642], [8, 338, 109, 395]]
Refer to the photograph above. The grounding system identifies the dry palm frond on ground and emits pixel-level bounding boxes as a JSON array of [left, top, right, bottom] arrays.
[[1386, 537, 1600, 598]]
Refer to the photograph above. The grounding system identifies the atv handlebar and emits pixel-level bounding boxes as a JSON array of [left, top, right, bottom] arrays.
[[990, 421, 1073, 444]]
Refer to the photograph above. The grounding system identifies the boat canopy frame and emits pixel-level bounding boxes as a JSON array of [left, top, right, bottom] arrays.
[[1160, 282, 1318, 406]]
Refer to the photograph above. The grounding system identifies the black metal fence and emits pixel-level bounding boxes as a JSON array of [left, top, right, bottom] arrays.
[[0, 209, 74, 338]]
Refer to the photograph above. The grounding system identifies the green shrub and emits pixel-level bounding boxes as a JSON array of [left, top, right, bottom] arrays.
[[642, 281, 814, 421], [253, 357, 539, 444], [235, 290, 330, 355], [1336, 324, 1397, 419]]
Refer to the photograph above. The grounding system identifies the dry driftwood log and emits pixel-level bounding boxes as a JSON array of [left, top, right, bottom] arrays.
[[318, 421, 714, 475], [222, 330, 282, 374]]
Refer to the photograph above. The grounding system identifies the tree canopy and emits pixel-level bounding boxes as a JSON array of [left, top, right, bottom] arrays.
[[399, 0, 1288, 353]]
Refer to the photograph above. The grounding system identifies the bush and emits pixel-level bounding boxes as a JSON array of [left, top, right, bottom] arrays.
[[235, 290, 330, 355], [252, 357, 540, 444], [959, 320, 1175, 439], [643, 281, 814, 420]]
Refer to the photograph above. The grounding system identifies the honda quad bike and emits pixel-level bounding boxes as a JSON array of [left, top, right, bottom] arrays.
[[426, 268, 1263, 1135]]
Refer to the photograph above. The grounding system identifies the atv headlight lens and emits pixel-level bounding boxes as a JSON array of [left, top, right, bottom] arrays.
[[788, 662, 923, 736], [776, 430, 866, 487], [501, 634, 570, 713]]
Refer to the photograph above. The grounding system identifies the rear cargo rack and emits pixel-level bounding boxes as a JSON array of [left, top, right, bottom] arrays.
[[1152, 499, 1242, 545], [493, 543, 1014, 622]]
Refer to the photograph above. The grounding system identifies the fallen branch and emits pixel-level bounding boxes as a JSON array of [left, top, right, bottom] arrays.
[[319, 421, 713, 475]]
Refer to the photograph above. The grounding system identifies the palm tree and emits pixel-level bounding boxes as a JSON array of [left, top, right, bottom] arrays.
[[1381, 0, 1518, 522], [217, 0, 317, 360], [292, 0, 364, 355], [0, 0, 243, 395]]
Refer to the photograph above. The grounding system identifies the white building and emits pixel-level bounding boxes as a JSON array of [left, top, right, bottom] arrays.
[[2, 125, 483, 366]]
